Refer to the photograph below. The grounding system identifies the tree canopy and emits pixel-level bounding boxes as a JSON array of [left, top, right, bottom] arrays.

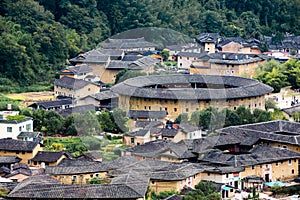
[[1, 0, 299, 91]]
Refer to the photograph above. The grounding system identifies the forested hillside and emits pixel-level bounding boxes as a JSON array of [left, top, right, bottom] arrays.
[[1, 0, 299, 92]]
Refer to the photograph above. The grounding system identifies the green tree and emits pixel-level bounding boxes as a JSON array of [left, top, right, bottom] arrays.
[[236, 105, 253, 124], [183, 181, 221, 200], [174, 113, 189, 124]]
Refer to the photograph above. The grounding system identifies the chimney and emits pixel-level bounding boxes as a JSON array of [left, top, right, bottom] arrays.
[[222, 54, 226, 60], [7, 104, 12, 110]]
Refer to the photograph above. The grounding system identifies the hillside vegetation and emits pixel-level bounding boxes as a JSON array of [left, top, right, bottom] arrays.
[[1, 0, 299, 92]]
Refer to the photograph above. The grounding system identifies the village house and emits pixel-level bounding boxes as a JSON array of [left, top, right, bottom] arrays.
[[69, 48, 160, 84], [263, 34, 300, 54], [77, 151, 103, 162], [45, 159, 109, 184], [0, 111, 33, 140], [111, 74, 273, 120], [45, 156, 139, 185], [28, 99, 73, 111], [7, 174, 146, 200], [57, 64, 94, 79], [121, 140, 197, 162], [54, 76, 100, 100], [123, 122, 202, 146], [76, 90, 118, 109], [109, 159, 207, 194], [216, 37, 261, 54], [127, 110, 166, 129], [0, 156, 21, 170], [104, 55, 160, 84], [69, 49, 110, 81], [30, 150, 72, 167], [198, 145, 300, 185], [4, 163, 32, 182], [216, 120, 300, 153], [190, 52, 267, 77], [177, 52, 206, 70], [17, 131, 43, 143], [196, 33, 222, 54], [282, 104, 300, 121], [0, 138, 42, 165]]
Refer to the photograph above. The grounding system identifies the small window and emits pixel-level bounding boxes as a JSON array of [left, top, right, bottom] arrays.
[[130, 138, 134, 144], [288, 159, 292, 165], [26, 124, 31, 131], [72, 176, 77, 182], [226, 174, 229, 178], [292, 169, 295, 174], [88, 88, 91, 91], [95, 174, 99, 178], [19, 126, 22, 131], [275, 162, 279, 166], [207, 173, 210, 176], [149, 106, 151, 110], [174, 108, 177, 112], [186, 108, 189, 112], [7, 127, 12, 133], [251, 166, 255, 170], [152, 180, 155, 184]]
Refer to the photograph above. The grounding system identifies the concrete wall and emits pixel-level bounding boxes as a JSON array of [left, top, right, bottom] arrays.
[[0, 119, 33, 139]]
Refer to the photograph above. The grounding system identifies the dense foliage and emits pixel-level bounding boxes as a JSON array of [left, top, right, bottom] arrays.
[[183, 181, 221, 200], [254, 59, 300, 92], [1, 0, 299, 91], [175, 105, 279, 131], [20, 108, 128, 136]]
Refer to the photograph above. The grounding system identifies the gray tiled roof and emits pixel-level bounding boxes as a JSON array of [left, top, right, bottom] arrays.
[[8, 183, 143, 199], [106, 56, 159, 70], [28, 99, 73, 109], [111, 173, 149, 197], [99, 49, 124, 56], [128, 110, 166, 119], [58, 104, 96, 117], [31, 151, 71, 163], [45, 163, 109, 175], [54, 76, 95, 90], [0, 156, 21, 164], [17, 132, 41, 138], [83, 151, 102, 160], [82, 90, 119, 101], [110, 160, 213, 181], [161, 129, 179, 137], [217, 120, 300, 146], [123, 140, 196, 160], [199, 145, 300, 167], [68, 64, 93, 74], [0, 138, 38, 152], [282, 105, 300, 116], [69, 49, 110, 64], [111, 74, 273, 100], [178, 52, 206, 57], [178, 123, 200, 133], [135, 120, 164, 128]]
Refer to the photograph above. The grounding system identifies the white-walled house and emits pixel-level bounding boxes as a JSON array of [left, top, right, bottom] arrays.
[[0, 111, 33, 139]]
